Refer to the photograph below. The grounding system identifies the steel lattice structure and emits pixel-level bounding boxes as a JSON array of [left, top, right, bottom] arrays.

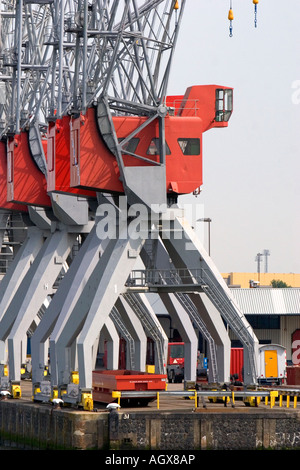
[[0, 1, 184, 129]]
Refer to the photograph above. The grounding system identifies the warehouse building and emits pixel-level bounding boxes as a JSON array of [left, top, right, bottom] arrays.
[[229, 287, 300, 364]]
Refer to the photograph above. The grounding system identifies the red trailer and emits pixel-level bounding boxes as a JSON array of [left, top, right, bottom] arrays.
[[167, 342, 184, 383], [230, 348, 244, 383], [92, 369, 167, 406]]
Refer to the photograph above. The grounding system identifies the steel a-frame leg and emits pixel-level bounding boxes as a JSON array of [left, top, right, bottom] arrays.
[[0, 227, 76, 383], [31, 224, 107, 386], [0, 227, 44, 368], [52, 223, 145, 392], [160, 208, 259, 385], [76, 230, 145, 390]]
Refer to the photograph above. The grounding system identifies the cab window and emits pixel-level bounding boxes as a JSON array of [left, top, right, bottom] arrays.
[[178, 138, 200, 155], [147, 138, 171, 155], [119, 137, 140, 153]]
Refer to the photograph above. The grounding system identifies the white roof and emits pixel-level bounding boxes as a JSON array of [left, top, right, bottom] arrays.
[[229, 288, 300, 315]]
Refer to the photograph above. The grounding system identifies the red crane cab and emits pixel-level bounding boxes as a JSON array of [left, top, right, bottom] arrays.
[[3, 85, 232, 209], [70, 85, 233, 197]]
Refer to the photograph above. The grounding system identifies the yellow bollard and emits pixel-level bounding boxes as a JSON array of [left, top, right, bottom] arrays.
[[52, 388, 59, 401], [270, 391, 278, 409], [287, 395, 290, 408], [12, 383, 21, 399], [231, 391, 235, 406], [81, 391, 93, 411], [71, 371, 79, 384], [265, 396, 268, 406], [112, 390, 121, 406], [279, 394, 283, 407], [294, 396, 297, 409], [194, 390, 197, 408], [157, 392, 160, 410]]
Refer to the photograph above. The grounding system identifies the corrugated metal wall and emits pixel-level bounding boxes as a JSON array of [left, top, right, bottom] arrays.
[[230, 288, 300, 315]]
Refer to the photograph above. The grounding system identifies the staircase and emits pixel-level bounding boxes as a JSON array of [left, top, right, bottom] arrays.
[[110, 306, 135, 370], [123, 293, 165, 374]]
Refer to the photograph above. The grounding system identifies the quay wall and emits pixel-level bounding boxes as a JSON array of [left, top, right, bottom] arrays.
[[0, 400, 300, 450]]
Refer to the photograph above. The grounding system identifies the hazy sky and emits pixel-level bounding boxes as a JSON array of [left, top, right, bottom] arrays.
[[167, 0, 300, 274]]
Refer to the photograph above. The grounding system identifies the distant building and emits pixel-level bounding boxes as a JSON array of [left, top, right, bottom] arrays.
[[222, 272, 300, 289], [229, 287, 300, 364]]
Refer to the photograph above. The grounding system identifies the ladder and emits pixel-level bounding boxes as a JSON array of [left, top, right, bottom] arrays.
[[199, 269, 257, 382], [110, 306, 135, 370], [160, 271, 219, 383], [174, 292, 218, 383], [123, 293, 165, 374]]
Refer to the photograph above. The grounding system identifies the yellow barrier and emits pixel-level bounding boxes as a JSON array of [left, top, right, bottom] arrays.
[[270, 391, 278, 409], [112, 389, 298, 411]]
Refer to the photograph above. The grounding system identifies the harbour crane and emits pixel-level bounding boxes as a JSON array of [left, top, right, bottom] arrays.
[[0, 1, 260, 408]]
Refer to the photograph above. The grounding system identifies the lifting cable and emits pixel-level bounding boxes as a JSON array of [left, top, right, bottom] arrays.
[[228, 0, 259, 37]]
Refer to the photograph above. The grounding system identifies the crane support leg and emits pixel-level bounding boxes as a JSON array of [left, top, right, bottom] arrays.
[[160, 207, 259, 385], [2, 227, 76, 383], [31, 223, 104, 386], [0, 227, 44, 367], [76, 229, 145, 390]]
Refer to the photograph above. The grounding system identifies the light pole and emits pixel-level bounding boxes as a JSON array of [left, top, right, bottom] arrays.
[[198, 218, 212, 256], [255, 252, 264, 283]]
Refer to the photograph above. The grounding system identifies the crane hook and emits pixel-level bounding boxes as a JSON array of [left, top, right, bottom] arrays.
[[228, 1, 234, 37], [253, 0, 259, 28]]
